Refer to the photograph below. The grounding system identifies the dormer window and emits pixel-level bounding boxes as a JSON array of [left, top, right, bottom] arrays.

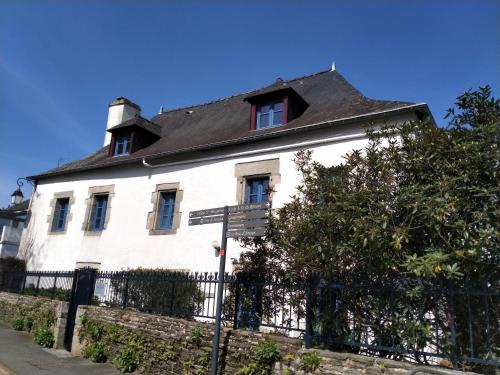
[[113, 133, 131, 156], [246, 85, 308, 131], [256, 100, 283, 129]]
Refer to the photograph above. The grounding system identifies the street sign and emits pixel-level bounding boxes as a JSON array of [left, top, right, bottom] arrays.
[[228, 210, 268, 222], [189, 202, 269, 218], [228, 202, 269, 213], [189, 207, 224, 218], [226, 228, 266, 238], [188, 215, 224, 226], [227, 219, 268, 230]]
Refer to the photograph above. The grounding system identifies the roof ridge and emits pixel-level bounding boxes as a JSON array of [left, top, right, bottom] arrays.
[[151, 68, 333, 118]]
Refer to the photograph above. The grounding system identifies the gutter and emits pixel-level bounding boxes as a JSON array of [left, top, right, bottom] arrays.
[[142, 130, 368, 169]]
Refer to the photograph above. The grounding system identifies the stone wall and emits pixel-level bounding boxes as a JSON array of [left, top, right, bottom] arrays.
[[0, 292, 68, 349], [75, 305, 480, 375], [75, 305, 302, 374]]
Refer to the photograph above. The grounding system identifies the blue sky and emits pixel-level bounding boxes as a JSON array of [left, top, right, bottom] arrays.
[[0, 0, 499, 207]]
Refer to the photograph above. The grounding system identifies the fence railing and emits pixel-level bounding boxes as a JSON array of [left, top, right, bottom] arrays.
[[0, 269, 498, 371], [0, 270, 74, 301]]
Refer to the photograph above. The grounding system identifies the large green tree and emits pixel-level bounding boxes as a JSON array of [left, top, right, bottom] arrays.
[[238, 86, 499, 284]]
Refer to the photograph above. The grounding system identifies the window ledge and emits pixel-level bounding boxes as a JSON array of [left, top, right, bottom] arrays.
[[149, 228, 177, 236], [48, 230, 67, 235], [83, 230, 104, 236]]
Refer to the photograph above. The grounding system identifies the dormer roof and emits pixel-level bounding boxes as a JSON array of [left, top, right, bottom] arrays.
[[107, 116, 162, 137]]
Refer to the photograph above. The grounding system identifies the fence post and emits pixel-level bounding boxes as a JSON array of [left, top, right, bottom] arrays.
[[448, 282, 458, 370], [123, 273, 130, 309], [52, 275, 58, 299], [305, 273, 314, 349], [35, 274, 41, 295], [20, 272, 26, 294], [233, 274, 241, 329]]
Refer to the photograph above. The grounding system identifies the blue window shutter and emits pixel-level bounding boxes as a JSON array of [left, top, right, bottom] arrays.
[[245, 177, 270, 204], [90, 195, 108, 231], [52, 198, 69, 232], [158, 191, 176, 229]]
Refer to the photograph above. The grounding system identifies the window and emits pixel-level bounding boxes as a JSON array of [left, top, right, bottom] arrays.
[[51, 198, 69, 232], [256, 100, 283, 129], [90, 194, 108, 231], [245, 177, 269, 204], [113, 133, 131, 156], [147, 183, 183, 235], [157, 191, 176, 230]]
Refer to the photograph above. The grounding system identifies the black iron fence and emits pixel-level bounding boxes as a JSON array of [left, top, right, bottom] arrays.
[[0, 270, 74, 301], [0, 269, 498, 371]]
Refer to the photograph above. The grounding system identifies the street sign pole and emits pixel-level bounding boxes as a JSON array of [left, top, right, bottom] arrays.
[[210, 205, 229, 375]]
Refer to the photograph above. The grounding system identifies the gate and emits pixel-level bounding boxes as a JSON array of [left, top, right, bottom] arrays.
[[64, 267, 97, 351]]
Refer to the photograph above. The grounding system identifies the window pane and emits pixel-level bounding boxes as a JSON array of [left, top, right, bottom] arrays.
[[259, 113, 270, 128], [273, 102, 283, 111], [272, 110, 282, 126], [258, 104, 271, 114]]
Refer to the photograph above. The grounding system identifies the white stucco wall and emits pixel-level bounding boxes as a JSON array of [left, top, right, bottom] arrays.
[[22, 113, 416, 272]]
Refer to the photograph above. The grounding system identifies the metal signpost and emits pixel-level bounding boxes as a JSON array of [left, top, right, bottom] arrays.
[[189, 202, 269, 375]]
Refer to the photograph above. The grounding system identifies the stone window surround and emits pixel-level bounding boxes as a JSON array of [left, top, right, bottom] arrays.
[[235, 158, 281, 204], [147, 182, 183, 235], [82, 185, 115, 236], [47, 191, 75, 235]]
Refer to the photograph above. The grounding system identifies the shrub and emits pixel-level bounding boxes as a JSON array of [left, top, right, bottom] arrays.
[[113, 347, 139, 373], [82, 341, 107, 363], [190, 326, 203, 346], [34, 327, 54, 348], [110, 268, 204, 319], [12, 317, 24, 331], [0, 257, 26, 273], [300, 351, 322, 373], [0, 257, 26, 291], [24, 316, 34, 332]]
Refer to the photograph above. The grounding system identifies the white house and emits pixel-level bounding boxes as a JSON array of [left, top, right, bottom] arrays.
[[20, 68, 431, 272]]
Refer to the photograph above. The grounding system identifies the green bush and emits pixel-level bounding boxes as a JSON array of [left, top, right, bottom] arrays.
[[300, 351, 322, 373], [82, 341, 107, 363], [190, 326, 203, 346], [34, 327, 54, 348], [24, 316, 34, 332], [114, 347, 139, 373], [235, 339, 282, 375], [11, 317, 24, 331], [0, 257, 26, 291], [111, 269, 204, 319], [23, 287, 71, 302]]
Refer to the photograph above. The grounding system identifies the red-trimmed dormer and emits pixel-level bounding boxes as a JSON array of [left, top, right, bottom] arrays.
[[244, 79, 308, 131], [107, 116, 162, 157]]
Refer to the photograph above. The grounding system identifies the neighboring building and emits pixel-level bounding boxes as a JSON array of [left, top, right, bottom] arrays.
[[0, 200, 29, 258], [20, 68, 431, 271]]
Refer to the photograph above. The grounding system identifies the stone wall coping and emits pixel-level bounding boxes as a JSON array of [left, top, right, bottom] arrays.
[[295, 348, 480, 375]]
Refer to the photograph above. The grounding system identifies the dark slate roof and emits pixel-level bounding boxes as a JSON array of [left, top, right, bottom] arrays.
[[107, 116, 162, 137], [0, 200, 29, 219], [30, 69, 429, 180]]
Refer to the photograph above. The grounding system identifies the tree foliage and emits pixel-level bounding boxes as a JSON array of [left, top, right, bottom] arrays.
[[238, 86, 499, 284]]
